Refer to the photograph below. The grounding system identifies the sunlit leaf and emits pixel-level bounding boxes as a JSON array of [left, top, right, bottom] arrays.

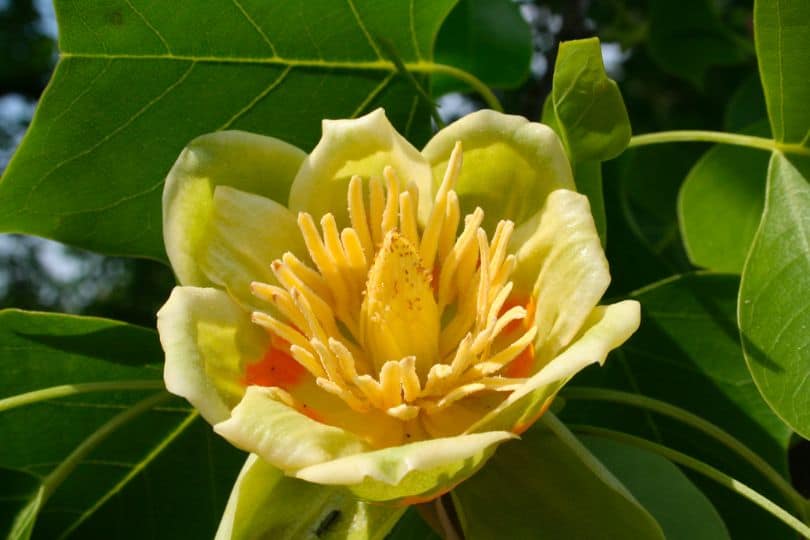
[[755, 0, 810, 143], [0, 0, 459, 260], [739, 153, 810, 439], [544, 37, 631, 163], [678, 122, 770, 273]]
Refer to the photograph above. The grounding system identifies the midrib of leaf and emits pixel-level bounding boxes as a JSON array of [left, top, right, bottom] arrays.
[[56, 411, 200, 539], [56, 53, 501, 110]]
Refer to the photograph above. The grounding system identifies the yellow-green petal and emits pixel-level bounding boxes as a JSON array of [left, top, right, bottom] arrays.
[[295, 431, 515, 502], [468, 300, 641, 435], [422, 110, 574, 232], [216, 455, 404, 540], [510, 189, 610, 362], [163, 131, 306, 285], [200, 186, 305, 311], [288, 108, 434, 226], [157, 286, 268, 424], [214, 386, 371, 472]]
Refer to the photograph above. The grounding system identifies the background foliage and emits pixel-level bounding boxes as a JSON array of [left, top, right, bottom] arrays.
[[0, 0, 808, 538]]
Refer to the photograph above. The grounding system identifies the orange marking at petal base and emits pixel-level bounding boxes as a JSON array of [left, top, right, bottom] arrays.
[[511, 397, 553, 435], [398, 481, 461, 506], [243, 342, 307, 390], [504, 343, 534, 378], [298, 403, 323, 423]]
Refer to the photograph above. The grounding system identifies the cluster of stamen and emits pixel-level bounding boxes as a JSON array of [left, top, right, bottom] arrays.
[[251, 142, 536, 421]]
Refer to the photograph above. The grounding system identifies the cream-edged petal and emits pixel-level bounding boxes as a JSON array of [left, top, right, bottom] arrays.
[[216, 454, 404, 540], [510, 189, 610, 363], [163, 131, 306, 285], [158, 286, 268, 425], [295, 431, 515, 502], [200, 186, 306, 311], [282, 377, 406, 449], [467, 300, 641, 435], [422, 110, 574, 232], [288, 108, 433, 226], [214, 386, 371, 472]]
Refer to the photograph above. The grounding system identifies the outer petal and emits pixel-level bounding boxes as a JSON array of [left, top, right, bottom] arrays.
[[214, 386, 371, 471], [157, 286, 268, 425], [216, 455, 404, 540], [200, 186, 305, 311], [510, 189, 610, 363], [288, 108, 434, 226], [422, 110, 574, 232], [295, 431, 515, 502], [467, 300, 641, 435], [163, 131, 306, 285]]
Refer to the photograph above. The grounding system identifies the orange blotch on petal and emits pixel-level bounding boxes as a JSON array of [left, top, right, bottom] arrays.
[[511, 397, 553, 435], [243, 342, 307, 390], [504, 343, 534, 378]]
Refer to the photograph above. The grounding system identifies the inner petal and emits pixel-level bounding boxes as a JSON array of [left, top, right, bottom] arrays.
[[361, 230, 440, 377]]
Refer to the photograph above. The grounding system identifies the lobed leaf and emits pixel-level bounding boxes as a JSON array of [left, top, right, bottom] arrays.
[[0, 0, 459, 260]]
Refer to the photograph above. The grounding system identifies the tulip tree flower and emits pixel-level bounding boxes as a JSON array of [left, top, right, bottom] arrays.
[[157, 109, 640, 528]]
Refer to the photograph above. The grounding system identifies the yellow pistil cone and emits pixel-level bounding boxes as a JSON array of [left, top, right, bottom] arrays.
[[361, 230, 440, 377]]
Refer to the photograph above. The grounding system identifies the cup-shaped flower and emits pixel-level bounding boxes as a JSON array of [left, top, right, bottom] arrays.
[[157, 108, 640, 506]]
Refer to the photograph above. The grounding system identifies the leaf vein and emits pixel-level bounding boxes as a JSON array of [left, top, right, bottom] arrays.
[[218, 65, 293, 130], [22, 62, 197, 214], [122, 0, 172, 54], [229, 0, 278, 56], [350, 72, 395, 118], [346, 0, 383, 59]]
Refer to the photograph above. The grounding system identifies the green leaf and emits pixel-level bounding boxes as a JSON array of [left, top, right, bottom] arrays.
[[0, 0, 459, 261], [581, 437, 730, 540], [215, 454, 402, 540], [574, 160, 607, 247], [739, 152, 810, 439], [452, 414, 665, 540], [678, 122, 770, 273], [647, 0, 749, 87], [603, 146, 697, 295], [432, 0, 531, 96], [563, 274, 794, 539], [0, 310, 245, 538], [386, 509, 440, 540], [544, 37, 631, 163], [1, 468, 43, 540], [755, 0, 810, 143], [725, 76, 768, 133]]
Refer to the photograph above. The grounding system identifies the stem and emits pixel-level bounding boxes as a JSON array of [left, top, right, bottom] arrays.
[[41, 392, 171, 503], [0, 380, 165, 413], [561, 387, 805, 514], [628, 130, 810, 157], [570, 425, 810, 538], [421, 63, 503, 113], [435, 496, 462, 540]]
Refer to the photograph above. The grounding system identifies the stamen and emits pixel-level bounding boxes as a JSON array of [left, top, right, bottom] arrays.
[[250, 142, 538, 433], [381, 166, 400, 236], [369, 176, 385, 245], [399, 191, 419, 246], [348, 175, 374, 257]]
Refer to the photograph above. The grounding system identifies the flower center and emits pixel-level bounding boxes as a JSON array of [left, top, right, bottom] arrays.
[[251, 142, 536, 421]]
